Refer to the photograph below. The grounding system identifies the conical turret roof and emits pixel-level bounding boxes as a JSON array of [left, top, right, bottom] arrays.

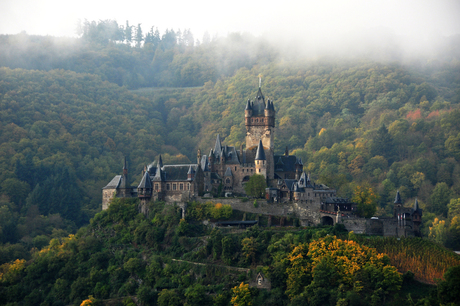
[[224, 167, 233, 177], [214, 134, 222, 155], [138, 171, 152, 189], [245, 99, 252, 110], [255, 140, 266, 160], [158, 155, 163, 169]]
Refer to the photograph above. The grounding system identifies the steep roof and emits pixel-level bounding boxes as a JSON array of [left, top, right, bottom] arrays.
[[274, 155, 298, 172], [214, 134, 223, 155], [224, 167, 233, 177], [252, 87, 266, 116], [324, 197, 352, 204], [245, 99, 252, 110], [103, 175, 121, 189], [412, 198, 423, 215], [163, 164, 198, 181], [255, 140, 266, 160], [138, 171, 152, 189]]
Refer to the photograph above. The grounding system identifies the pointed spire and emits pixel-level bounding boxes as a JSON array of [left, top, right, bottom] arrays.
[[138, 171, 152, 189], [255, 140, 266, 160], [187, 165, 195, 175], [265, 99, 270, 109], [394, 190, 402, 204], [153, 165, 163, 181], [294, 182, 299, 192], [214, 134, 222, 154], [224, 167, 233, 177], [158, 155, 163, 169], [413, 198, 420, 211], [245, 99, 252, 110]]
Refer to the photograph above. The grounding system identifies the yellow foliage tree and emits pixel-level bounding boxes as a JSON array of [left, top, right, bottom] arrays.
[[231, 282, 252, 306]]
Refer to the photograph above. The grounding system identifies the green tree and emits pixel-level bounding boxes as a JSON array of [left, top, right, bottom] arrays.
[[135, 24, 143, 48], [244, 175, 266, 198], [157, 289, 181, 306], [184, 284, 211, 306], [437, 265, 460, 305], [430, 182, 452, 217], [351, 185, 378, 218]]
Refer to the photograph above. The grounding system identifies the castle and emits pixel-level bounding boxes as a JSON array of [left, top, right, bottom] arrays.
[[102, 84, 422, 236]]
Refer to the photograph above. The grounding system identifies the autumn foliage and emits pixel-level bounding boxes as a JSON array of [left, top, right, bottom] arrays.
[[286, 236, 401, 302], [355, 236, 460, 284]]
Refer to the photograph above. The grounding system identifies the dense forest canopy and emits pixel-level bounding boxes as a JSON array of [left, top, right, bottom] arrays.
[[1, 20, 460, 304]]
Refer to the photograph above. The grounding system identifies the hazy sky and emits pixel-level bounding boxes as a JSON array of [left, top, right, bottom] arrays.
[[1, 0, 459, 42]]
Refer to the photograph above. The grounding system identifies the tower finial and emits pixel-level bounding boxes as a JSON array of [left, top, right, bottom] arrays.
[[258, 74, 262, 88]]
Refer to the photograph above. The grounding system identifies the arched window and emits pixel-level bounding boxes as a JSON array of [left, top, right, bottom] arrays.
[[226, 178, 231, 184]]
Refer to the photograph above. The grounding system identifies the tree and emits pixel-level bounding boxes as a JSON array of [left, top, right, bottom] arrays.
[[430, 182, 452, 217], [125, 21, 132, 44], [437, 265, 460, 305], [231, 282, 252, 306], [244, 175, 266, 198], [135, 24, 143, 48], [157, 289, 181, 306], [351, 185, 378, 218], [371, 125, 395, 162]]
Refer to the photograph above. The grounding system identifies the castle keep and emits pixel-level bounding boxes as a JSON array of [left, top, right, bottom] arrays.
[[102, 84, 422, 236]]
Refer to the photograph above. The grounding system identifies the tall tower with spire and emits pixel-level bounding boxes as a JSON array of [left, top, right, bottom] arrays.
[[245, 81, 275, 179]]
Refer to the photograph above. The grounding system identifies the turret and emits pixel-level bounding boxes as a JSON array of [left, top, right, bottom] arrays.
[[255, 139, 266, 178], [138, 171, 152, 198], [412, 198, 423, 236], [293, 182, 300, 201]]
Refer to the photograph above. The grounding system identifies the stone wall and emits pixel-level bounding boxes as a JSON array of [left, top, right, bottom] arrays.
[[195, 197, 323, 226], [342, 219, 368, 234]]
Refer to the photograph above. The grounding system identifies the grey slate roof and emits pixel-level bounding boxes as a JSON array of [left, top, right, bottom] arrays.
[[224, 167, 233, 177], [201, 155, 210, 171], [412, 198, 422, 215], [274, 155, 298, 172], [251, 88, 266, 116], [283, 179, 298, 191], [245, 99, 252, 110], [103, 175, 121, 189], [138, 171, 152, 189], [158, 155, 163, 168], [255, 140, 266, 160], [214, 134, 223, 155], [325, 197, 352, 204], [162, 164, 198, 181]]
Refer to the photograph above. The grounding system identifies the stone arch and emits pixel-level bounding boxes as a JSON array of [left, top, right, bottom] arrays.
[[321, 216, 334, 226]]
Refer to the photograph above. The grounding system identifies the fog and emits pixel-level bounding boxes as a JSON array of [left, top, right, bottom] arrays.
[[1, 0, 459, 60]]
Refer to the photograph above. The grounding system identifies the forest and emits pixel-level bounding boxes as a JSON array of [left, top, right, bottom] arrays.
[[1, 19, 460, 305]]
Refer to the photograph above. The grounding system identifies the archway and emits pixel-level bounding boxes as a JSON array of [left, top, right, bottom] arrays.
[[321, 216, 334, 226]]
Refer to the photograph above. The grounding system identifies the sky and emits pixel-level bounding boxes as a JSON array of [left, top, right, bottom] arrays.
[[0, 0, 459, 56]]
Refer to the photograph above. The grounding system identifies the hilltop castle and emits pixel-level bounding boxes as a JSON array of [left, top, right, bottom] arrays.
[[102, 84, 422, 237]]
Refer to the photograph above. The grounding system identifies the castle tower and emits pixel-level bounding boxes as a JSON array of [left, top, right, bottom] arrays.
[[412, 198, 423, 236], [255, 139, 267, 178], [138, 170, 152, 214], [245, 84, 275, 179]]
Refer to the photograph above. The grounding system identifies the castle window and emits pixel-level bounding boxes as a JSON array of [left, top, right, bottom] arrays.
[[235, 166, 237, 171], [251, 169, 253, 173], [226, 178, 231, 184], [261, 119, 264, 122], [188, 183, 190, 190], [155, 184, 158, 191], [166, 184, 170, 190], [256, 118, 258, 122], [180, 183, 183, 190], [173, 184, 176, 190], [258, 169, 261, 173]]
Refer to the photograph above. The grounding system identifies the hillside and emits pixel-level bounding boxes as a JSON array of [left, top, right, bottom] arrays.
[[1, 199, 458, 305]]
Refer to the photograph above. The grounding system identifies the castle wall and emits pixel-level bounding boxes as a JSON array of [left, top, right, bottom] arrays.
[[341, 219, 368, 234]]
